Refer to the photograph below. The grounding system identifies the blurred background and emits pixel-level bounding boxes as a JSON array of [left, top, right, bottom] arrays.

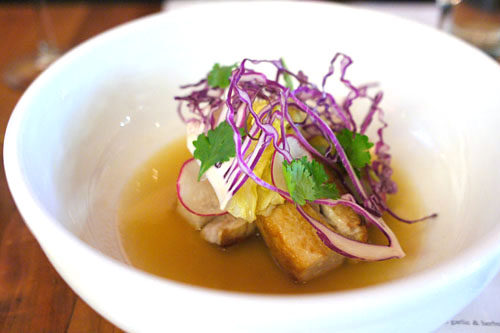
[[2, 0, 499, 90]]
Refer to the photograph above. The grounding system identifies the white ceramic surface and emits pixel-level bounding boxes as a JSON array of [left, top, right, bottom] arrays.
[[4, 2, 500, 332]]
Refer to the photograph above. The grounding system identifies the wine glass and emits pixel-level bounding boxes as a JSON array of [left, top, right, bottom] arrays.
[[437, 0, 463, 29], [437, 0, 500, 59], [3, 0, 62, 90]]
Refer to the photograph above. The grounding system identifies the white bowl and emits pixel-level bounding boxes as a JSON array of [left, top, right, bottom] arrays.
[[5, 1, 500, 332]]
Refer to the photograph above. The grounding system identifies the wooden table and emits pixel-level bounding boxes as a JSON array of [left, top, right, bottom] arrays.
[[0, 3, 161, 332]]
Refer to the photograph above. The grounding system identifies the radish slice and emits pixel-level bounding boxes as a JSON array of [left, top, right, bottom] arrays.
[[271, 135, 312, 192], [297, 201, 405, 261], [177, 158, 227, 217]]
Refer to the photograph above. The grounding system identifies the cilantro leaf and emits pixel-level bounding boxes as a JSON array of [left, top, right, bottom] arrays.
[[283, 159, 316, 205], [193, 121, 238, 180], [207, 63, 237, 89], [315, 183, 339, 200], [282, 156, 339, 205], [336, 129, 374, 169], [280, 57, 294, 90], [238, 127, 246, 140], [308, 158, 328, 185]]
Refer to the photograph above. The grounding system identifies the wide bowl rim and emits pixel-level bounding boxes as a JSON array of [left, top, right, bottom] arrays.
[[4, 0, 500, 320]]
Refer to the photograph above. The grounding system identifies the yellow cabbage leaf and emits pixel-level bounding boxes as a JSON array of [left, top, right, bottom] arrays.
[[226, 100, 285, 222]]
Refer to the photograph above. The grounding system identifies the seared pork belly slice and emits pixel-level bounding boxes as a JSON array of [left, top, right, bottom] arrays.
[[201, 214, 256, 246], [320, 204, 368, 242], [256, 202, 346, 282], [176, 200, 215, 230]]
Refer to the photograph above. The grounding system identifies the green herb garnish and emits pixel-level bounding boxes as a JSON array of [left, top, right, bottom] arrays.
[[207, 63, 237, 89], [336, 129, 374, 169], [282, 156, 339, 205], [193, 121, 240, 180], [280, 57, 294, 90]]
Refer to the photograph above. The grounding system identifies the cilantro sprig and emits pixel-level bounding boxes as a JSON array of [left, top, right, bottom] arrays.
[[207, 63, 237, 89], [280, 57, 294, 90], [193, 122, 236, 180], [336, 129, 374, 169], [192, 121, 245, 180], [282, 156, 339, 205]]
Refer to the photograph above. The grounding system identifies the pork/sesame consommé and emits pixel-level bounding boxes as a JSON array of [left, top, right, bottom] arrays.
[[118, 137, 427, 294]]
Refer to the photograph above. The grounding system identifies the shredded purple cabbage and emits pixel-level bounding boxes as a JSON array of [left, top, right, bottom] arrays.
[[175, 53, 436, 260]]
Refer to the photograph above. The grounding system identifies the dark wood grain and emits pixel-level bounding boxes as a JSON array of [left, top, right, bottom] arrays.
[[0, 3, 160, 332]]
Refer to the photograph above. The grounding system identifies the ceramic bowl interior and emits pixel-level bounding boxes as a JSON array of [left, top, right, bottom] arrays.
[[5, 2, 500, 332]]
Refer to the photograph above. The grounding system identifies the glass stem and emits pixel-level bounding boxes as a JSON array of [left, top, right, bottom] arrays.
[[437, 0, 463, 29], [35, 0, 59, 54]]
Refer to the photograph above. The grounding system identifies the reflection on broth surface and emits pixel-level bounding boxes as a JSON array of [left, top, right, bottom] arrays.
[[118, 137, 427, 294]]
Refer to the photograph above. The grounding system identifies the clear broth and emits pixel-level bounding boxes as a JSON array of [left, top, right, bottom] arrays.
[[118, 138, 427, 294]]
